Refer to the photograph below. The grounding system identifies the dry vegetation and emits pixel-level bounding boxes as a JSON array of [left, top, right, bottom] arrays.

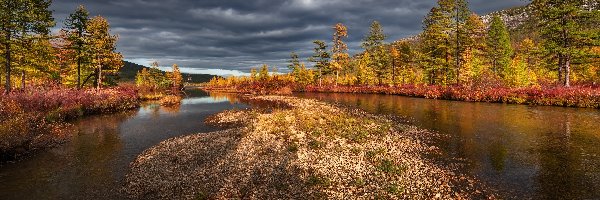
[[124, 96, 495, 199]]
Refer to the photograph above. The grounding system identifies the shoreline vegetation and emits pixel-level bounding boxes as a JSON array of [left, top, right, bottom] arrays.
[[0, 85, 140, 162], [204, 80, 600, 109], [125, 96, 494, 199]]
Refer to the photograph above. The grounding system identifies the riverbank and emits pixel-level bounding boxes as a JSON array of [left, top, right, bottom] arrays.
[[124, 96, 495, 199], [0, 86, 140, 162]]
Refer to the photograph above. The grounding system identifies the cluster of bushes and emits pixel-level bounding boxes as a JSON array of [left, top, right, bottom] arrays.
[[304, 84, 600, 108], [135, 62, 184, 100], [0, 85, 140, 161]]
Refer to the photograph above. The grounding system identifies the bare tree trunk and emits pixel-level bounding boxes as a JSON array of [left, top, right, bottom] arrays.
[[318, 68, 322, 87], [77, 51, 81, 89], [97, 65, 102, 90], [335, 71, 339, 87], [564, 56, 571, 87]]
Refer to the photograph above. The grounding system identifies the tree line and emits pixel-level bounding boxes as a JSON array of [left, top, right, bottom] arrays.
[[1, 1, 122, 93], [275, 0, 599, 88]]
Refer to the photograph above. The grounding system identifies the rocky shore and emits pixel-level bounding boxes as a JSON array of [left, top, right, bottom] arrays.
[[124, 96, 496, 199]]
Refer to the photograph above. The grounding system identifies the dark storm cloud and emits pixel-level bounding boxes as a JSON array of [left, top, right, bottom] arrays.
[[51, 0, 528, 75]]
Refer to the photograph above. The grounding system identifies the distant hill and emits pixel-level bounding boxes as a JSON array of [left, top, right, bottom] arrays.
[[118, 61, 219, 83]]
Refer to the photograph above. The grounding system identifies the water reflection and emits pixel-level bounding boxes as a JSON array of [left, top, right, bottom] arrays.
[[0, 90, 247, 200], [297, 92, 600, 199]]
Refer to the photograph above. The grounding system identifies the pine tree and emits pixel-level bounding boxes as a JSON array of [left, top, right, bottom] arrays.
[[362, 21, 389, 85], [486, 15, 513, 76], [287, 52, 301, 75], [63, 5, 89, 89], [532, 0, 600, 86], [331, 23, 349, 86], [308, 40, 330, 86], [421, 6, 452, 85], [439, 0, 472, 84], [0, 0, 54, 92], [86, 16, 123, 89]]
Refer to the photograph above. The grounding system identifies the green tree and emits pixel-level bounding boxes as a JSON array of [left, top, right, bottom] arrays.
[[532, 0, 600, 86], [63, 5, 89, 89], [287, 52, 301, 75], [86, 16, 123, 89], [421, 6, 452, 85], [308, 40, 330, 86], [441, 0, 471, 84], [0, 0, 54, 92], [362, 21, 389, 85], [486, 15, 513, 76]]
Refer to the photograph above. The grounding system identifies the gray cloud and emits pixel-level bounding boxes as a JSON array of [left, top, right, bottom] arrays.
[[51, 0, 528, 75]]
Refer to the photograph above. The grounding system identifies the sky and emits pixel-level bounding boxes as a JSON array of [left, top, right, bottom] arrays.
[[51, 0, 528, 76]]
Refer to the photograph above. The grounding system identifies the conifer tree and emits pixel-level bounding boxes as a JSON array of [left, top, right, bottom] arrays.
[[63, 5, 90, 89], [86, 16, 123, 89], [0, 0, 54, 92], [287, 52, 301, 75], [532, 0, 600, 86], [308, 40, 330, 86], [486, 15, 513, 76], [362, 21, 389, 85], [331, 23, 349, 86], [421, 6, 451, 85]]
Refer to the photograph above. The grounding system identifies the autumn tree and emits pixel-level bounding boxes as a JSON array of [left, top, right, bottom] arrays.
[[171, 64, 183, 93], [308, 40, 330, 86], [331, 23, 349, 86], [0, 0, 54, 92], [486, 15, 513, 76], [532, 0, 600, 86], [250, 68, 257, 81], [86, 16, 123, 89], [63, 5, 90, 89], [258, 64, 270, 81], [461, 13, 487, 83]]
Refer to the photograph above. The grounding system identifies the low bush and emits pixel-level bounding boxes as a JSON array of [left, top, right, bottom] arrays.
[[304, 84, 600, 108], [159, 95, 183, 106]]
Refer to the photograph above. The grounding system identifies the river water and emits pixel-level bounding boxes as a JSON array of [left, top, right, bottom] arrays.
[[0, 90, 247, 200], [1, 91, 599, 199], [297, 92, 600, 199]]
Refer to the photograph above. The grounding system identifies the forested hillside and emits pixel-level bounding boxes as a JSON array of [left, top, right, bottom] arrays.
[[119, 61, 219, 83]]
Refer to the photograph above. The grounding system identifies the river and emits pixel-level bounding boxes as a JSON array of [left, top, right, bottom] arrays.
[[297, 92, 600, 199], [1, 90, 599, 199], [0, 90, 247, 200]]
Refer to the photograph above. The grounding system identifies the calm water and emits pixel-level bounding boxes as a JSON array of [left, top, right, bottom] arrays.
[[0, 90, 247, 200], [297, 92, 600, 199]]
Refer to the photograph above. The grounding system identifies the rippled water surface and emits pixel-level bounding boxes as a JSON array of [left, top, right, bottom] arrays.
[[0, 90, 247, 200], [297, 92, 600, 199]]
